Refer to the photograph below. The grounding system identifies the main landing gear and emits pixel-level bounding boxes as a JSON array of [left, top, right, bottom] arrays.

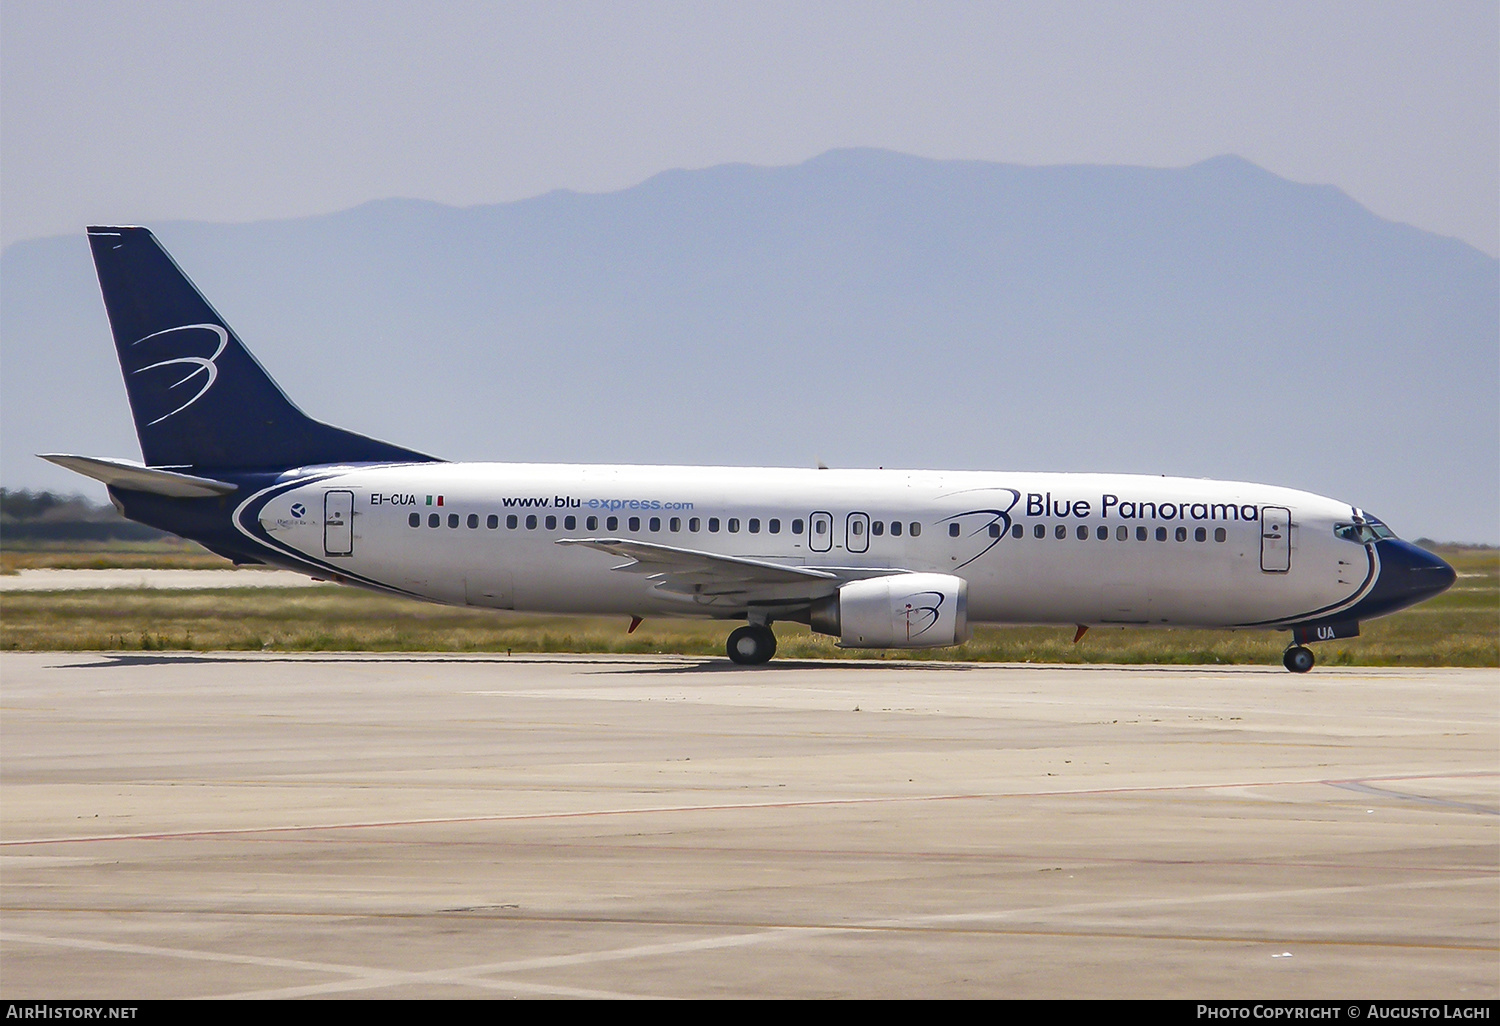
[[1282, 645, 1315, 673], [727, 623, 777, 665]]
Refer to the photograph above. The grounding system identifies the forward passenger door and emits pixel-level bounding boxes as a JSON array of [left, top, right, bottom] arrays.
[[1260, 506, 1291, 572]]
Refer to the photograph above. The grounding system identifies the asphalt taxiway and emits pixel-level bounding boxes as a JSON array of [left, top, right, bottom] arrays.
[[1, 653, 1495, 998]]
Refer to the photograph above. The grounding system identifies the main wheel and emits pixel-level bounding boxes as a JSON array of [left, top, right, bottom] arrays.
[[1282, 645, 1315, 673], [727, 624, 777, 665]]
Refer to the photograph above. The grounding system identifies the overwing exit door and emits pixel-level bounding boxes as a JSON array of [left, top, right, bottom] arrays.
[[846, 512, 870, 553], [809, 511, 833, 552]]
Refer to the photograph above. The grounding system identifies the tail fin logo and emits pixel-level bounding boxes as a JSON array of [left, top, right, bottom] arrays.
[[130, 324, 229, 425]]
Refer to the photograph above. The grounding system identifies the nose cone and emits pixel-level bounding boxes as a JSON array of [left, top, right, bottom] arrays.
[[1386, 539, 1457, 600], [1354, 540, 1457, 619]]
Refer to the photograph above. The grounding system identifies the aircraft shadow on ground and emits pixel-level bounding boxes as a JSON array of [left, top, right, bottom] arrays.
[[63, 653, 1270, 676]]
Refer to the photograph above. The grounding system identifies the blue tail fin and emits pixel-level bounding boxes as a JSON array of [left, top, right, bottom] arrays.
[[86, 226, 438, 472]]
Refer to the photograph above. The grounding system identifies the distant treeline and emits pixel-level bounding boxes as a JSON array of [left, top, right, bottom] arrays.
[[0, 489, 169, 542]]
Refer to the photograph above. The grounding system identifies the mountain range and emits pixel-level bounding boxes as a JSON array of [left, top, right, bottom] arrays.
[[3, 149, 1495, 542]]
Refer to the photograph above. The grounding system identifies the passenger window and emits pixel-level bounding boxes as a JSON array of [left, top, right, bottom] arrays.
[[1033, 524, 1045, 539], [1116, 525, 1127, 541], [429, 513, 440, 528], [814, 519, 827, 535], [1156, 526, 1167, 541], [709, 517, 720, 532], [769, 519, 781, 534], [448, 513, 460, 529], [689, 517, 701, 532], [507, 514, 518, 529], [628, 516, 640, 532], [564, 515, 576, 530], [1214, 527, 1226, 542], [587, 516, 598, 531], [649, 517, 661, 532], [670, 517, 681, 532], [1136, 526, 1147, 541], [748, 518, 760, 533], [891, 521, 902, 537], [1011, 524, 1023, 539], [910, 523, 921, 537], [409, 512, 420, 528], [1055, 525, 1067, 539], [468, 513, 479, 529], [852, 520, 865, 536], [1176, 527, 1187, 542], [526, 515, 537, 529], [728, 518, 740, 532], [545, 515, 557, 530], [606, 516, 618, 531], [949, 523, 961, 538], [792, 519, 804, 534], [1076, 525, 1088, 540], [988, 524, 1000, 538], [487, 514, 498, 529], [872, 520, 884, 536], [1195, 527, 1206, 542]]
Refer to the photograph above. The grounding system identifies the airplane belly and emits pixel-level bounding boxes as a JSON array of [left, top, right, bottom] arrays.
[[464, 570, 514, 610], [509, 556, 656, 614], [963, 531, 1359, 629]]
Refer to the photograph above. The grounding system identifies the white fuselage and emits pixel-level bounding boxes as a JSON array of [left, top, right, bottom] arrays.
[[244, 463, 1370, 629]]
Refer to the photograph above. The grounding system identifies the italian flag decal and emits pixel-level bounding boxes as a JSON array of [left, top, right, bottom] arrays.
[[426, 495, 444, 506]]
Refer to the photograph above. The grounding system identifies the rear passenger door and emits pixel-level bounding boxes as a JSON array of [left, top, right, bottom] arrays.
[[324, 490, 354, 556]]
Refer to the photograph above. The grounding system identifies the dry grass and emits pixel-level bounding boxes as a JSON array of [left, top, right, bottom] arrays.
[[0, 538, 232, 572], [3, 544, 1493, 665]]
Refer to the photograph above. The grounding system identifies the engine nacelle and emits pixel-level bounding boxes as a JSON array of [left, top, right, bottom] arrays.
[[809, 573, 971, 649]]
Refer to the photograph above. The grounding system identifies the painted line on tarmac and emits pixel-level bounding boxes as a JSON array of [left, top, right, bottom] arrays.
[[0, 929, 662, 1000], [8, 875, 1492, 999], [1327, 780, 1499, 815], [4, 770, 1495, 847]]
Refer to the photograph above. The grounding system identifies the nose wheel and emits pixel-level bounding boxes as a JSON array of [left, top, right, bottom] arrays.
[[727, 624, 777, 665], [1282, 645, 1315, 673]]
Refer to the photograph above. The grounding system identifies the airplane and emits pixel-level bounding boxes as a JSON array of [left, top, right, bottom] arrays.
[[42, 226, 1456, 672]]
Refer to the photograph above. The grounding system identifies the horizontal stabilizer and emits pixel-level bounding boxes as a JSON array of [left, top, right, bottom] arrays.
[[38, 454, 238, 499]]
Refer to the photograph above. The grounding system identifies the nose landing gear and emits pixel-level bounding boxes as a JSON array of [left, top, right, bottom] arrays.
[[1282, 645, 1315, 673], [727, 623, 777, 665]]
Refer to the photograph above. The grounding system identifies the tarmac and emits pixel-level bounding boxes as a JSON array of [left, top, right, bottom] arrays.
[[1, 652, 1495, 999], [0, 569, 330, 590]]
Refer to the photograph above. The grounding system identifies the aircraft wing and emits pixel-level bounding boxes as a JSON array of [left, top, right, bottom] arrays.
[[555, 537, 840, 594], [557, 537, 916, 611]]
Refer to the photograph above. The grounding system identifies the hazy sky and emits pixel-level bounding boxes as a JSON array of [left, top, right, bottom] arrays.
[[2, 1, 1495, 255]]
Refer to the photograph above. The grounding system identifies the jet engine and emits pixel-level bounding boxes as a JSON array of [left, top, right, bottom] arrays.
[[809, 573, 970, 648]]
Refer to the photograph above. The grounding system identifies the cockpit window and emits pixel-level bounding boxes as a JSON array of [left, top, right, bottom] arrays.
[[1334, 518, 1396, 544]]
